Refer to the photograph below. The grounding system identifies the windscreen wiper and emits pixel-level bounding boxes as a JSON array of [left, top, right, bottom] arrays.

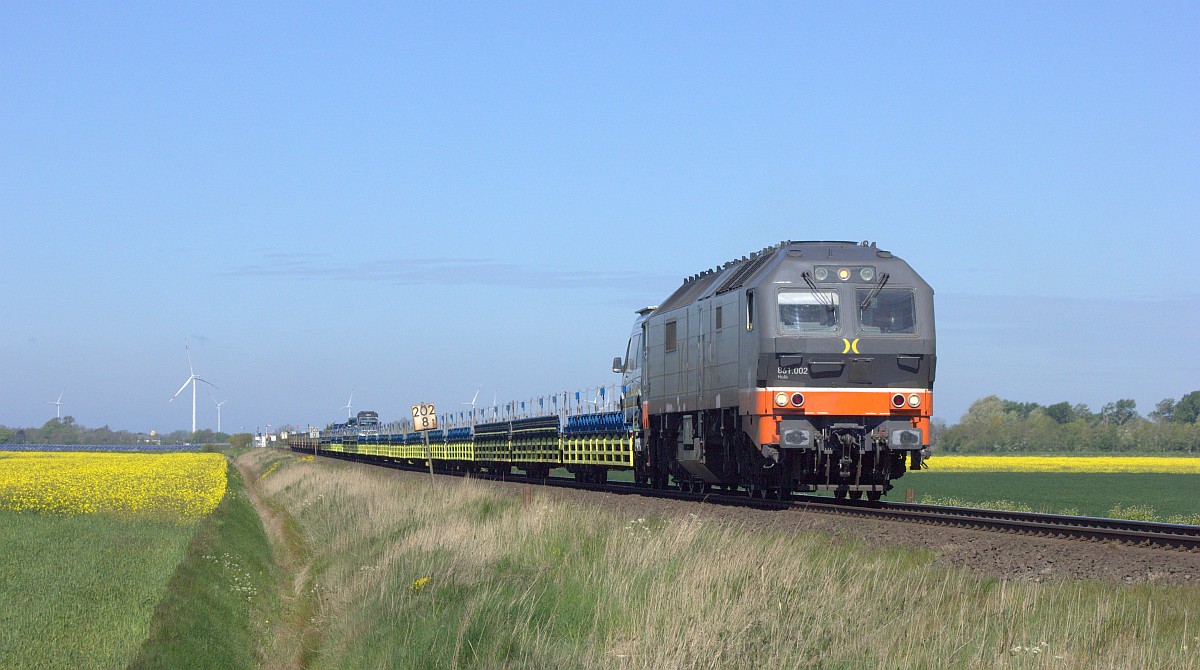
[[801, 271, 835, 310], [859, 273, 890, 310]]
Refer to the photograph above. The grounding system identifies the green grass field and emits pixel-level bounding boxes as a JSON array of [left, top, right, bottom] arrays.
[[889, 472, 1200, 520], [5, 449, 1198, 668], [0, 512, 195, 669], [0, 452, 273, 670]]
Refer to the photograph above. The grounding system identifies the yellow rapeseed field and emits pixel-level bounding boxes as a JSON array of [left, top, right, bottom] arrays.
[[924, 455, 1200, 474], [0, 451, 227, 518]]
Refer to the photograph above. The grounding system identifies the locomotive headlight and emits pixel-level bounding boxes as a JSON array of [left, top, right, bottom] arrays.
[[908, 394, 921, 408], [791, 393, 805, 407], [775, 392, 789, 407], [860, 267, 875, 281], [814, 267, 828, 281], [837, 268, 851, 280], [891, 393, 906, 408]]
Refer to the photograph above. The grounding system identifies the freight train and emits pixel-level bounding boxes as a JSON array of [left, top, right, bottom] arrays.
[[291, 240, 934, 500], [328, 410, 380, 436]]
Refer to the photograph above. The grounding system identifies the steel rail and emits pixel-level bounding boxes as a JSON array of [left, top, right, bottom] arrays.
[[311, 450, 1200, 551], [789, 496, 1200, 550]]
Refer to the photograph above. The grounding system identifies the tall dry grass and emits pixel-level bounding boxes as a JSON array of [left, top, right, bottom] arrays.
[[242, 450, 1200, 669]]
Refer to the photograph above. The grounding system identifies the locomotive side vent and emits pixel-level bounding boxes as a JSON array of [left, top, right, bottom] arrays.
[[715, 252, 774, 295]]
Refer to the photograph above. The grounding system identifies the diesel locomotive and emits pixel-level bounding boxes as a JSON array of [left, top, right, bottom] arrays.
[[290, 240, 934, 500], [619, 240, 934, 500]]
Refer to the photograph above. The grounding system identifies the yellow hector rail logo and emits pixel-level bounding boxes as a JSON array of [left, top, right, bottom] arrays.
[[841, 338, 860, 354]]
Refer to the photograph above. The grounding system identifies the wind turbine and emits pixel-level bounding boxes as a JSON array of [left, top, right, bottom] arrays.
[[169, 339, 218, 434], [460, 387, 480, 422], [47, 388, 65, 420], [210, 394, 228, 433], [341, 392, 354, 419]]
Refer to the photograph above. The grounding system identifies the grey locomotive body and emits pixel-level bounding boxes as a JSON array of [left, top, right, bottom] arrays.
[[618, 241, 935, 499]]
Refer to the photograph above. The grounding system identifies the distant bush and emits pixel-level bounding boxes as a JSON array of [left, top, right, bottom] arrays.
[[938, 394, 1200, 453]]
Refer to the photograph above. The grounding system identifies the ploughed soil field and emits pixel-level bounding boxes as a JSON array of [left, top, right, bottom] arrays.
[[412, 469, 1200, 586]]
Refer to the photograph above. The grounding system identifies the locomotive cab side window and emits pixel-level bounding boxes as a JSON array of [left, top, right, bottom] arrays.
[[625, 331, 643, 370], [665, 321, 678, 352], [777, 290, 840, 333], [857, 288, 916, 334]]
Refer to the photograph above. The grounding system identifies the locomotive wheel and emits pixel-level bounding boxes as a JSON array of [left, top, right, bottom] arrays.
[[867, 491, 883, 502], [834, 489, 847, 500], [849, 491, 863, 501], [650, 471, 669, 489]]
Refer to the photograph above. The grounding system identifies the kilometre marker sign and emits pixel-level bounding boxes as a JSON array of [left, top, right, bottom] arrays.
[[412, 403, 438, 431]]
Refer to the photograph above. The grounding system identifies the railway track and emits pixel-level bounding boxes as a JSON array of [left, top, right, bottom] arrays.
[[320, 451, 1200, 551], [788, 496, 1200, 551]]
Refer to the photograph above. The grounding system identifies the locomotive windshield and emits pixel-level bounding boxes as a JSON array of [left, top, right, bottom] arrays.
[[778, 290, 839, 333], [857, 288, 916, 334]]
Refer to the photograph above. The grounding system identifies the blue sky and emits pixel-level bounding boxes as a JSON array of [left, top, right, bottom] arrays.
[[1, 2, 1196, 433]]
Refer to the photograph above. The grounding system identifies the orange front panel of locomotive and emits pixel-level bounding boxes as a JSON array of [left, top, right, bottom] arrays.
[[742, 388, 932, 416], [739, 388, 933, 446]]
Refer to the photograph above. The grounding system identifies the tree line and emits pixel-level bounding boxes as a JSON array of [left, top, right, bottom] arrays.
[[5, 393, 1200, 454], [936, 391, 1200, 453], [0, 417, 254, 449]]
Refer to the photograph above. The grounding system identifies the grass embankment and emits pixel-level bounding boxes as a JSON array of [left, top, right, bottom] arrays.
[[245, 449, 1200, 669], [129, 454, 277, 669]]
